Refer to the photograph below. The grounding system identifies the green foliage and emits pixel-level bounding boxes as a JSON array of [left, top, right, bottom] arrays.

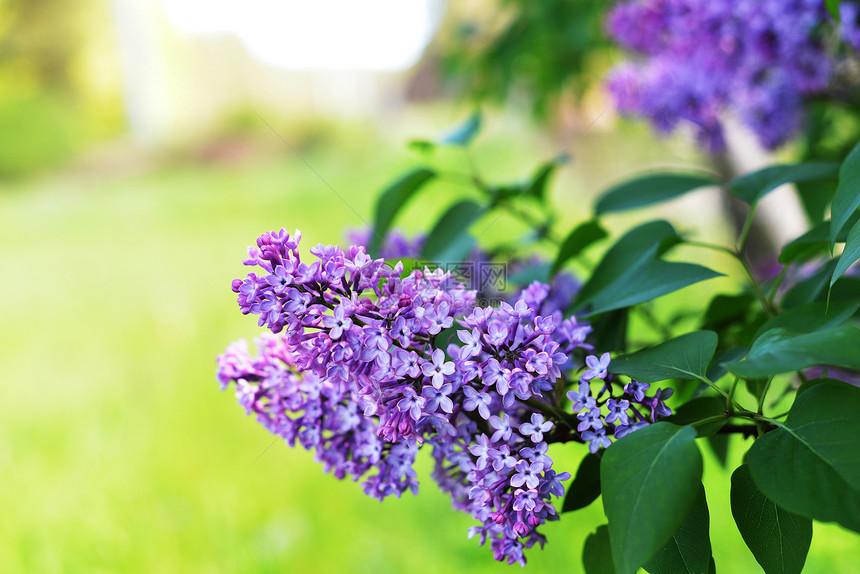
[[595, 173, 717, 215], [829, 140, 860, 246], [729, 163, 840, 205], [583, 525, 616, 574], [370, 168, 436, 255], [562, 452, 602, 513], [747, 383, 860, 533], [644, 485, 713, 574], [552, 220, 607, 275], [421, 199, 484, 261], [731, 464, 812, 574], [609, 331, 718, 384], [602, 423, 703, 574]]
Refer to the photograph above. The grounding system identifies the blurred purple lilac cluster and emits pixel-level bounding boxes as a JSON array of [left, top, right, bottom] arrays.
[[605, 0, 858, 150], [217, 228, 671, 565]]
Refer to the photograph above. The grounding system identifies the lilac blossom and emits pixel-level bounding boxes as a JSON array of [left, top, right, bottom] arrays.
[[220, 228, 674, 566], [605, 0, 857, 150]]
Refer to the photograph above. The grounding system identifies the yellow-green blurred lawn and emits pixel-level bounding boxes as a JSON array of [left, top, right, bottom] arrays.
[[2, 120, 859, 573]]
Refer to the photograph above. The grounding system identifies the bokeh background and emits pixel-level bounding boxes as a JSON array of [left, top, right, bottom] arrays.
[[2, 1, 859, 572]]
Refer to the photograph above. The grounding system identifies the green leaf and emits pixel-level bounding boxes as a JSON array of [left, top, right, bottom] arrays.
[[707, 434, 730, 468], [370, 168, 436, 255], [523, 154, 568, 203], [574, 221, 722, 315], [731, 464, 812, 574], [595, 172, 717, 215], [730, 162, 839, 205], [779, 212, 860, 264], [748, 382, 860, 532], [832, 217, 860, 287], [590, 308, 630, 353], [666, 397, 727, 437], [827, 0, 842, 23], [753, 299, 860, 340], [706, 346, 748, 384], [701, 293, 756, 331], [421, 200, 483, 262], [644, 485, 712, 574], [587, 260, 722, 316], [781, 259, 838, 309], [829, 139, 860, 246], [574, 220, 680, 306], [563, 452, 602, 513], [609, 331, 718, 384], [602, 423, 703, 574], [441, 111, 482, 146], [552, 220, 608, 275], [583, 525, 616, 574], [724, 326, 860, 378]]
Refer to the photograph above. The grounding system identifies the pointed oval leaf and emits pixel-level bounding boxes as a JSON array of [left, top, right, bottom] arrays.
[[781, 259, 838, 308], [644, 485, 712, 574], [747, 382, 860, 532], [730, 162, 839, 205], [370, 168, 436, 255], [831, 217, 860, 287], [779, 212, 860, 264], [441, 111, 482, 146], [753, 299, 860, 340], [583, 525, 617, 574], [609, 331, 718, 384], [552, 220, 608, 275], [829, 139, 860, 246], [731, 464, 812, 574], [602, 423, 703, 574], [595, 172, 718, 215], [421, 200, 483, 262], [724, 326, 860, 378], [563, 452, 602, 513], [586, 260, 723, 316], [574, 220, 680, 308]]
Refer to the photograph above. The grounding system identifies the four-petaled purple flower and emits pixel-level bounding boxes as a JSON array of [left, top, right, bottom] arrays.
[[581, 352, 610, 381], [422, 348, 455, 388], [519, 413, 554, 443]]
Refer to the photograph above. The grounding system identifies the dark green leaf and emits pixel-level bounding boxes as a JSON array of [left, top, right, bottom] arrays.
[[795, 179, 837, 224], [779, 212, 860, 264], [753, 299, 860, 340], [724, 326, 860, 378], [583, 525, 616, 574], [523, 154, 568, 203], [748, 382, 860, 532], [602, 423, 703, 574], [706, 346, 748, 384], [574, 221, 721, 315], [831, 217, 860, 287], [707, 434, 730, 468], [586, 260, 722, 316], [421, 200, 483, 262], [731, 464, 812, 574], [781, 259, 838, 309], [590, 308, 630, 353], [441, 111, 482, 146], [666, 397, 727, 437], [563, 452, 602, 513], [370, 168, 436, 255], [644, 485, 712, 574], [730, 162, 839, 205], [595, 172, 717, 215], [574, 220, 680, 307], [829, 139, 860, 246], [701, 293, 755, 331], [827, 0, 842, 25], [609, 331, 718, 383], [552, 220, 608, 275]]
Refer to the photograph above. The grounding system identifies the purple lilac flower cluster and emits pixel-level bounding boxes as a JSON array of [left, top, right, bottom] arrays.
[[605, 0, 857, 150], [567, 353, 674, 453], [218, 228, 671, 565]]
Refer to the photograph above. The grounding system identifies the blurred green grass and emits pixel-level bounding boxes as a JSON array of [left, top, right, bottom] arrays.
[[2, 121, 859, 573]]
